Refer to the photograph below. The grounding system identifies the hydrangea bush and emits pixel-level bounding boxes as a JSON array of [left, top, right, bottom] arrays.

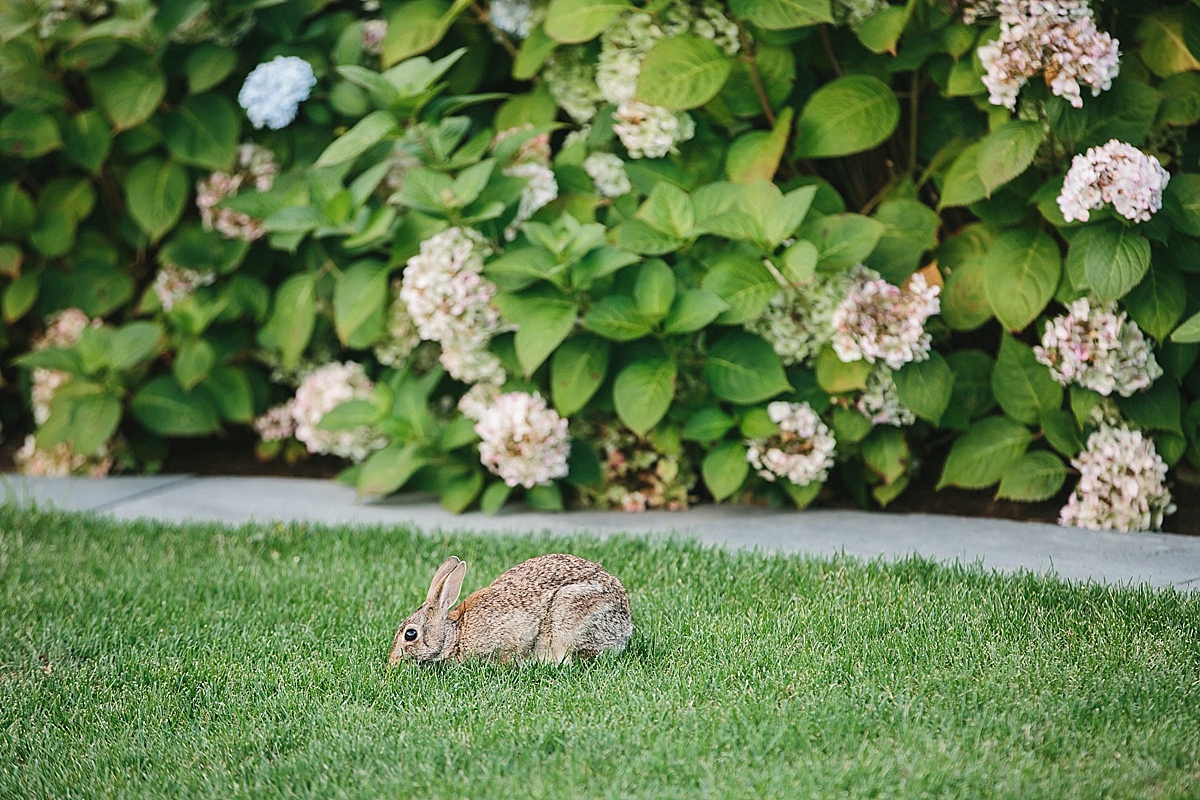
[[3, 0, 1200, 530]]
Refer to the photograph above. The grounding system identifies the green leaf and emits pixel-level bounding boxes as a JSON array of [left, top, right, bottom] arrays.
[[173, 339, 216, 391], [704, 332, 792, 404], [501, 292, 578, 376], [633, 259, 677, 321], [258, 273, 317, 372], [636, 182, 695, 239], [1170, 310, 1200, 343], [1117, 380, 1182, 434], [861, 426, 909, 485], [89, 57, 165, 131], [544, 0, 630, 43], [982, 228, 1061, 331], [1070, 223, 1152, 302], [383, 0, 467, 65], [613, 358, 676, 436], [864, 199, 941, 283], [583, 296, 653, 341], [1137, 8, 1200, 79], [702, 253, 778, 325], [729, 0, 832, 30], [996, 451, 1068, 501], [513, 24, 558, 80], [991, 334, 1063, 427], [893, 352, 953, 425], [61, 110, 112, 174], [185, 44, 238, 94], [334, 261, 388, 349], [551, 335, 610, 416], [815, 347, 873, 393], [357, 443, 427, 497], [1047, 77, 1159, 150], [526, 483, 565, 511], [856, 5, 911, 54], [726, 107, 793, 184], [1165, 173, 1200, 236], [163, 94, 239, 170], [201, 366, 255, 423], [318, 399, 384, 431], [939, 142, 988, 208], [936, 415, 1032, 490], [942, 349, 996, 430], [3, 273, 38, 323], [793, 75, 900, 158], [663, 288, 729, 334], [1041, 408, 1083, 458], [634, 35, 732, 111], [480, 480, 513, 514], [68, 389, 123, 457], [131, 376, 221, 437], [977, 120, 1045, 196], [0, 110, 61, 158], [683, 406, 736, 443], [123, 158, 188, 243], [800, 213, 886, 270], [316, 110, 397, 168], [440, 467, 484, 513], [109, 321, 163, 371], [702, 441, 750, 502]]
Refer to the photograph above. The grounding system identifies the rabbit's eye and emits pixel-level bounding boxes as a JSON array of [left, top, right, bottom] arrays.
[[404, 628, 418, 642]]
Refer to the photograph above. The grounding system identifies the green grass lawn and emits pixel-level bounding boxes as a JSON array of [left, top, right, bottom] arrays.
[[1, 506, 1198, 799]]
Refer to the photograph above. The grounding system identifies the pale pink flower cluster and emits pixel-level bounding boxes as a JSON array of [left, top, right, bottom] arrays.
[[855, 367, 916, 427], [1057, 140, 1170, 223], [577, 424, 694, 511], [745, 401, 837, 487], [746, 271, 855, 367], [195, 143, 280, 241], [495, 128, 558, 240], [1059, 416, 1175, 532], [474, 391, 570, 488], [1033, 297, 1162, 397], [362, 19, 387, 55], [488, 0, 543, 39], [831, 267, 941, 371], [15, 436, 113, 478], [977, 0, 1119, 110], [29, 308, 100, 425], [373, 279, 422, 367], [583, 152, 632, 198], [153, 265, 216, 311], [256, 361, 386, 462], [400, 227, 507, 384]]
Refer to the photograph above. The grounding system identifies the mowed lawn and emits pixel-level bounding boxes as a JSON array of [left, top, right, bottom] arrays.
[[1, 506, 1198, 799]]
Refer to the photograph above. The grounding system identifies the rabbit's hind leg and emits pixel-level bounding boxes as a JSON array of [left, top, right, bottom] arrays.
[[547, 583, 632, 662]]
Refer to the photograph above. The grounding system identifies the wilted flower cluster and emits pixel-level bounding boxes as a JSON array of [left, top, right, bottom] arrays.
[[496, 128, 559, 240], [488, 0, 544, 39], [169, 7, 254, 45], [361, 19, 387, 56], [196, 143, 280, 241], [577, 425, 695, 511], [977, 0, 1120, 110], [1059, 413, 1175, 532], [583, 152, 633, 198], [238, 55, 317, 130], [256, 361, 386, 461], [746, 270, 855, 367], [399, 227, 507, 384], [373, 279, 422, 367], [1057, 140, 1170, 223], [152, 265, 216, 312], [1033, 297, 1162, 397], [831, 267, 941, 370], [833, 0, 889, 26], [474, 392, 570, 488], [15, 436, 113, 478], [745, 402, 837, 487], [855, 367, 916, 427]]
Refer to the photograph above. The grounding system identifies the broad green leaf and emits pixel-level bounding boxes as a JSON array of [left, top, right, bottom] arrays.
[[982, 228, 1061, 331], [258, 273, 316, 371], [864, 199, 941, 282], [1157, 72, 1200, 127], [977, 120, 1045, 195], [893, 352, 953, 424], [634, 259, 677, 321], [634, 35, 732, 111], [513, 24, 558, 79], [357, 443, 426, 496], [383, 0, 466, 65], [131, 376, 221, 436], [334, 261, 389, 349], [794, 75, 899, 158], [1117, 380, 1182, 434], [1041, 408, 1083, 458], [703, 441, 750, 502], [801, 213, 885, 270], [89, 57, 165, 130], [1137, 9, 1200, 79], [729, 0, 832, 30], [68, 390, 123, 457], [551, 335, 610, 416], [663, 288, 729, 334], [704, 331, 792, 404], [439, 467, 484, 513], [583, 296, 653, 341], [996, 450, 1068, 501], [702, 253, 778, 325], [316, 110, 397, 168], [61, 110, 112, 174], [173, 339, 216, 391], [3, 273, 38, 323], [683, 406, 736, 443], [1170, 310, 1200, 343], [500, 292, 578, 376], [815, 347, 873, 393], [1047, 77, 1159, 150], [936, 415, 1032, 490], [726, 107, 793, 183], [1165, 173, 1200, 236], [1070, 223, 1152, 302], [942, 349, 996, 430], [109, 321, 163, 371], [617, 220, 683, 256], [480, 480, 513, 514], [163, 94, 239, 170], [856, 5, 910, 54], [185, 44, 238, 94], [318, 399, 383, 431], [0, 110, 60, 158], [201, 366, 255, 423], [544, 0, 630, 43], [861, 426, 909, 485], [124, 158, 188, 243], [939, 142, 988, 208], [636, 182, 695, 239], [613, 358, 677, 436], [991, 334, 1063, 427]]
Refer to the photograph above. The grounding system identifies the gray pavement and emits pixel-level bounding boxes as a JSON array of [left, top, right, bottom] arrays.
[[3, 474, 1199, 591]]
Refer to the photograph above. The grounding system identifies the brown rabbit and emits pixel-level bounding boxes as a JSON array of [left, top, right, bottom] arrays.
[[388, 554, 633, 665]]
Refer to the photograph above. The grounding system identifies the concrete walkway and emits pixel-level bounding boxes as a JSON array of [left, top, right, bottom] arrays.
[[3, 474, 1199, 591]]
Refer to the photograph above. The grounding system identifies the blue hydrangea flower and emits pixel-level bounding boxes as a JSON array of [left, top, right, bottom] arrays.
[[238, 56, 317, 130]]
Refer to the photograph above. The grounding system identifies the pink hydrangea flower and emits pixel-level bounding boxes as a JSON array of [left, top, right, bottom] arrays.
[[745, 401, 837, 487], [830, 267, 941, 371], [474, 391, 570, 488], [1057, 140, 1170, 223], [1033, 297, 1162, 397]]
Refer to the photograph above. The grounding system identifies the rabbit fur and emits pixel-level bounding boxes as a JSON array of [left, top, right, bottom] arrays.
[[389, 554, 633, 665]]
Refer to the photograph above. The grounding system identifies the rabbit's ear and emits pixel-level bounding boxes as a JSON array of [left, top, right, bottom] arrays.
[[424, 557, 462, 605], [437, 560, 466, 611]]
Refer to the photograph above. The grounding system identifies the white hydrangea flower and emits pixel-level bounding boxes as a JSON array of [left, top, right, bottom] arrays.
[[488, 0, 542, 39], [15, 435, 113, 478], [543, 51, 604, 124], [1059, 414, 1175, 532], [153, 265, 216, 312], [458, 382, 503, 421], [474, 392, 570, 488], [196, 143, 280, 241], [977, 0, 1119, 110], [253, 402, 297, 442], [503, 161, 558, 240], [612, 101, 695, 159], [1057, 140, 1170, 223], [831, 267, 941, 371], [583, 152, 632, 198], [745, 401, 837, 487], [238, 56, 317, 130], [855, 366, 916, 427], [745, 271, 856, 367], [288, 361, 387, 462], [373, 279, 422, 367], [1033, 297, 1162, 397], [29, 308, 101, 426]]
